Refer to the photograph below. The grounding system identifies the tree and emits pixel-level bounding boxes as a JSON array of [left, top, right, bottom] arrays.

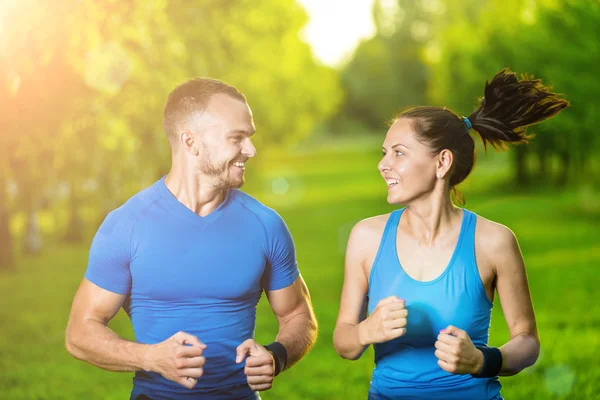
[[0, 0, 342, 267], [427, 0, 598, 185], [332, 0, 432, 133]]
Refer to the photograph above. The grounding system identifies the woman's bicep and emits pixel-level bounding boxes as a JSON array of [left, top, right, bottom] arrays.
[[494, 227, 538, 339], [336, 223, 373, 327]]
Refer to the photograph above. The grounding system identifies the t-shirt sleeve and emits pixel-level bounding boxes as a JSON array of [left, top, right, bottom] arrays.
[[261, 212, 300, 291], [84, 210, 132, 295]]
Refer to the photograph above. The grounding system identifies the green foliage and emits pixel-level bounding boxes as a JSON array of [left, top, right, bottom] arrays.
[[165, 0, 342, 148], [427, 0, 600, 184], [333, 0, 431, 131], [0, 0, 341, 180], [1, 143, 598, 399], [0, 0, 342, 264]]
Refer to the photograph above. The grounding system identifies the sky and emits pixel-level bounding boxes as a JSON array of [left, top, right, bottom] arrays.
[[296, 0, 377, 67]]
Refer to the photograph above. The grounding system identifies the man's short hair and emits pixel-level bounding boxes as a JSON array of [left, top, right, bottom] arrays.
[[163, 78, 246, 146]]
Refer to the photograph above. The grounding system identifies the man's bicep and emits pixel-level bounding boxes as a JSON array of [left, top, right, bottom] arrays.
[[262, 213, 299, 291], [84, 209, 134, 295], [265, 276, 312, 322], [69, 278, 128, 326]]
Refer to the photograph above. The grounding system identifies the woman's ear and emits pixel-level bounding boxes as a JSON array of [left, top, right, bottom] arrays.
[[436, 149, 453, 179]]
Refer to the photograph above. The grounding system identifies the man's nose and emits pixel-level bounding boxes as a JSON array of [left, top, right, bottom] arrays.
[[242, 138, 257, 158]]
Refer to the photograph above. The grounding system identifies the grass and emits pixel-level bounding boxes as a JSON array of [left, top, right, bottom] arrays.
[[1, 141, 599, 399]]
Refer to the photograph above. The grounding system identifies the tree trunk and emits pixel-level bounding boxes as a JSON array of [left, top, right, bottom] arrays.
[[64, 187, 83, 243], [514, 146, 529, 187], [538, 144, 548, 180], [0, 202, 14, 269], [0, 171, 15, 269], [23, 211, 42, 255], [558, 150, 570, 187]]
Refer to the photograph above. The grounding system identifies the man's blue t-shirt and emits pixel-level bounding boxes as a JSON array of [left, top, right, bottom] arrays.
[[84, 177, 299, 399]]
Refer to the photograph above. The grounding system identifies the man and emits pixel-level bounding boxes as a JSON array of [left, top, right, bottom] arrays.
[[65, 78, 318, 400]]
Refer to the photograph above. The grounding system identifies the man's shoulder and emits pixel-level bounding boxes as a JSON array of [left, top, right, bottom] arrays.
[[100, 181, 161, 234], [229, 189, 284, 225]]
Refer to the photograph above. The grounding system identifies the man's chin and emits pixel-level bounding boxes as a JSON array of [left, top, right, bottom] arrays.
[[225, 177, 245, 189]]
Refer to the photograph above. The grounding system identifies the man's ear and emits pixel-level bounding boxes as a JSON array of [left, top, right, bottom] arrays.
[[180, 130, 199, 156]]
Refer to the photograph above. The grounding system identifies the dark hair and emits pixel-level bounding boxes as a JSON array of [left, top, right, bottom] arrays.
[[163, 78, 246, 146], [397, 69, 569, 204]]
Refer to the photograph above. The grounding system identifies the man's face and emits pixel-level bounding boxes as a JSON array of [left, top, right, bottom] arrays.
[[191, 93, 257, 189]]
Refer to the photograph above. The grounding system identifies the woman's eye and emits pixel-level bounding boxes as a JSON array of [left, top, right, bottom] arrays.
[[395, 151, 403, 156]]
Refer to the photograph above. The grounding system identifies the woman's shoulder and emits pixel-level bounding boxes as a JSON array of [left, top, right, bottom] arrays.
[[351, 213, 393, 238], [346, 213, 394, 274], [474, 213, 519, 254], [345, 213, 394, 255]]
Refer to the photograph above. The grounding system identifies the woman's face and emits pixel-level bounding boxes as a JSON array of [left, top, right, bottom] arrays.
[[378, 118, 439, 205]]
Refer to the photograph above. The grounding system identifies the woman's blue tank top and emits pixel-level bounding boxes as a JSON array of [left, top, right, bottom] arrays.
[[367, 208, 503, 400]]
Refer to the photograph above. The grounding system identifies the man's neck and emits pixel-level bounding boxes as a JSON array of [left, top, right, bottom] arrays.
[[164, 169, 227, 217]]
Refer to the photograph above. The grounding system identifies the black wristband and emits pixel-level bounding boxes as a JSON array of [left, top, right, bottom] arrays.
[[264, 342, 288, 376], [471, 346, 503, 378]]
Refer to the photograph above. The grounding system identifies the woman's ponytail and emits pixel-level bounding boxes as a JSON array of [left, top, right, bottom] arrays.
[[468, 69, 569, 150]]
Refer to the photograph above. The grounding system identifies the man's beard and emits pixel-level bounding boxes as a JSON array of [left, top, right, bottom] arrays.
[[199, 148, 244, 190]]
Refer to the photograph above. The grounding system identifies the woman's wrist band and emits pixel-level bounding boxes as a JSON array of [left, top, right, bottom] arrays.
[[471, 346, 503, 378], [264, 342, 288, 376]]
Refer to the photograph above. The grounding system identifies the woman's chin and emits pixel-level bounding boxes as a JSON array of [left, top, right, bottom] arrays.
[[386, 194, 404, 205]]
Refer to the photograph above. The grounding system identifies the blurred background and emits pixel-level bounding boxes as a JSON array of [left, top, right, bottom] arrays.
[[1, 0, 599, 399]]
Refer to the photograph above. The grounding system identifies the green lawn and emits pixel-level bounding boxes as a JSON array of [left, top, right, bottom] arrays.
[[1, 140, 599, 399]]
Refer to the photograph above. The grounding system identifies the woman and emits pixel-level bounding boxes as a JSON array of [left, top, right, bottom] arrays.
[[333, 69, 568, 400]]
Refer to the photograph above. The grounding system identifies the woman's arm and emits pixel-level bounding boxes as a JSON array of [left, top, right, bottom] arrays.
[[333, 220, 372, 360], [491, 224, 540, 376], [333, 217, 408, 360], [434, 220, 539, 376]]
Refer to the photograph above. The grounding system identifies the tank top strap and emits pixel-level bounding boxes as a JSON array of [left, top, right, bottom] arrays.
[[456, 209, 493, 309], [368, 208, 404, 287], [455, 209, 483, 288], [457, 209, 477, 256], [382, 208, 403, 246]]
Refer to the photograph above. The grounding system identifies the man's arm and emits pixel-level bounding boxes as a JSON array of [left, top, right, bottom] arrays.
[[235, 212, 317, 391], [235, 275, 317, 392], [65, 278, 206, 389], [264, 275, 318, 369], [66, 278, 146, 371]]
